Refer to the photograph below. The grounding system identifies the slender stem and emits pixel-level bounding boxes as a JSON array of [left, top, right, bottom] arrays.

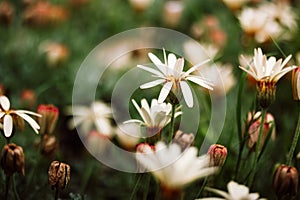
[[168, 104, 176, 143], [249, 109, 266, 186], [195, 177, 208, 197], [12, 174, 20, 200], [234, 140, 245, 180], [4, 175, 11, 200], [142, 174, 151, 200], [54, 188, 59, 200], [130, 174, 142, 200], [287, 105, 300, 165], [80, 160, 95, 194]]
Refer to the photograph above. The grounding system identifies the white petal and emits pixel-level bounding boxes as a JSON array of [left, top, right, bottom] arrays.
[[140, 79, 165, 89], [141, 99, 150, 114], [174, 58, 184, 78], [180, 81, 193, 108], [15, 112, 40, 133], [141, 107, 152, 125], [3, 114, 13, 137], [184, 59, 210, 76], [227, 181, 249, 198], [239, 66, 258, 80], [137, 65, 164, 77], [16, 110, 42, 117], [94, 118, 112, 136], [168, 53, 177, 70], [158, 82, 173, 103], [204, 187, 230, 199], [273, 65, 297, 81], [0, 96, 10, 111], [132, 99, 148, 124], [0, 112, 5, 119], [186, 76, 214, 90], [148, 53, 167, 75]]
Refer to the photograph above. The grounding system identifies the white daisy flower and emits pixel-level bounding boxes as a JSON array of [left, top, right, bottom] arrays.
[[138, 49, 213, 107], [196, 181, 267, 200], [67, 101, 113, 137], [0, 95, 41, 137], [136, 141, 218, 189]]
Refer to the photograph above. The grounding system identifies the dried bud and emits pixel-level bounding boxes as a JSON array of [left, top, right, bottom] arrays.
[[41, 134, 58, 157], [0, 1, 14, 25], [37, 104, 59, 134], [48, 161, 70, 191], [246, 111, 275, 150], [172, 130, 194, 150], [20, 89, 37, 109], [292, 68, 300, 100], [0, 143, 25, 176], [272, 164, 298, 199], [207, 144, 227, 167]]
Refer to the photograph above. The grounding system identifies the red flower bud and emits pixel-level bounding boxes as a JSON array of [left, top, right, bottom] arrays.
[[207, 144, 227, 167]]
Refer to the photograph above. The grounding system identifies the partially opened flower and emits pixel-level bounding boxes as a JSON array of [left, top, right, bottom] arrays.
[[197, 181, 266, 200], [239, 48, 297, 108], [0, 95, 41, 138], [66, 101, 113, 138], [138, 49, 213, 107], [136, 142, 218, 199]]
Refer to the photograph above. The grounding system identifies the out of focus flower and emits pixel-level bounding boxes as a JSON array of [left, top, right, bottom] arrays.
[[48, 161, 70, 191], [125, 98, 181, 136], [138, 49, 213, 107], [172, 130, 194, 150], [67, 101, 113, 137], [39, 134, 58, 157], [129, 0, 153, 13], [272, 164, 298, 199], [136, 142, 218, 192], [39, 41, 70, 67], [245, 111, 275, 150], [183, 41, 219, 64], [239, 48, 297, 108], [292, 68, 300, 100], [163, 1, 184, 27], [0, 84, 4, 96], [23, 1, 68, 27], [115, 123, 141, 151], [37, 104, 59, 135], [0, 95, 41, 138], [197, 181, 266, 200], [20, 89, 37, 109], [222, 0, 250, 10], [1, 143, 25, 176], [85, 130, 111, 156], [0, 1, 14, 25], [207, 144, 227, 167]]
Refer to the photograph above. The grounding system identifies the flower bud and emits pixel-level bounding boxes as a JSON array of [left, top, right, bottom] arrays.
[[292, 68, 300, 100], [0, 143, 25, 176], [41, 134, 58, 157], [0, 1, 14, 25], [37, 104, 59, 134], [207, 144, 227, 167], [20, 89, 37, 109], [172, 130, 194, 150], [136, 143, 155, 153], [129, 0, 153, 13], [272, 164, 298, 199], [39, 41, 70, 67], [163, 1, 183, 27], [48, 161, 70, 191], [246, 111, 275, 150]]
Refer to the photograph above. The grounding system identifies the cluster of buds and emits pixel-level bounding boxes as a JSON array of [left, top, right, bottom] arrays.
[[272, 164, 298, 199], [207, 144, 228, 167], [48, 161, 71, 192], [245, 111, 275, 150], [172, 130, 194, 151], [0, 143, 25, 177]]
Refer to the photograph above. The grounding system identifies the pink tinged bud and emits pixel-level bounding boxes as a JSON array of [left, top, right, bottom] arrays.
[[37, 104, 59, 134], [0, 143, 25, 176], [207, 144, 227, 167], [292, 68, 300, 101], [272, 164, 298, 199], [172, 130, 194, 150], [136, 143, 155, 153]]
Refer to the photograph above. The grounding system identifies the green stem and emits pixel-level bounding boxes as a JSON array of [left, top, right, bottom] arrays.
[[12, 174, 20, 200], [130, 174, 142, 200], [142, 174, 151, 200], [4, 175, 10, 200], [80, 160, 95, 194], [168, 104, 176, 143], [287, 105, 300, 165], [234, 140, 245, 180], [249, 109, 266, 186], [195, 177, 208, 197]]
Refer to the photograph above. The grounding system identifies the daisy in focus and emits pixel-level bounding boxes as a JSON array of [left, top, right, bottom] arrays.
[[138, 49, 213, 107], [136, 142, 218, 198], [239, 48, 297, 108], [0, 95, 41, 138], [66, 101, 113, 138], [197, 181, 266, 200]]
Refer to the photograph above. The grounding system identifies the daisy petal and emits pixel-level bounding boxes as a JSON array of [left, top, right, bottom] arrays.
[[158, 82, 173, 103], [137, 65, 164, 77], [180, 81, 193, 108], [186, 76, 214, 90], [132, 99, 148, 124], [168, 53, 177, 70], [148, 53, 167, 74], [184, 59, 210, 76], [0, 96, 10, 111], [3, 114, 13, 137], [140, 79, 165, 89], [15, 112, 40, 133]]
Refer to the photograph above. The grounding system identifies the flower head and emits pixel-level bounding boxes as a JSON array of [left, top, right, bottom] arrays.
[[197, 181, 266, 200], [136, 141, 218, 190], [239, 48, 297, 108], [138, 49, 213, 107], [0, 95, 41, 138], [67, 101, 113, 138]]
